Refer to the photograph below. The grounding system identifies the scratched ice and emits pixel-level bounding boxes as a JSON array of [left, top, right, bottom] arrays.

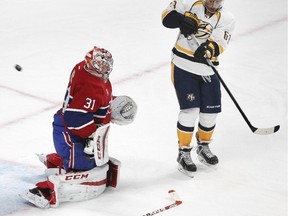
[[0, 0, 286, 216]]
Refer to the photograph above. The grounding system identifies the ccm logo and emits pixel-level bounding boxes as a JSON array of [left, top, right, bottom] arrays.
[[65, 174, 89, 180]]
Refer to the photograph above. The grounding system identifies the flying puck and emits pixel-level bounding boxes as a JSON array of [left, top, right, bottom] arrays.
[[15, 64, 22, 71]]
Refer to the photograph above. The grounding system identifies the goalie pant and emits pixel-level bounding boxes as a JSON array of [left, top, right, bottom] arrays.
[[22, 157, 121, 208]]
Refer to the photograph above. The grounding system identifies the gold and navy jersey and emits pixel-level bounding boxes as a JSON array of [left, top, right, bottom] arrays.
[[162, 0, 235, 76]]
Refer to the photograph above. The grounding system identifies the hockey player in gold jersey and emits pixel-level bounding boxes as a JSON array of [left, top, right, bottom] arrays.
[[162, 0, 235, 176]]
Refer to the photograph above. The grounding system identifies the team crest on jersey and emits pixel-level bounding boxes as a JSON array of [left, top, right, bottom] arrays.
[[195, 20, 213, 39], [187, 93, 195, 102]]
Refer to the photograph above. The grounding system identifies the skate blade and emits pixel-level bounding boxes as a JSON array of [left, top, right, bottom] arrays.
[[19, 191, 50, 209], [177, 165, 194, 178], [197, 155, 218, 168]]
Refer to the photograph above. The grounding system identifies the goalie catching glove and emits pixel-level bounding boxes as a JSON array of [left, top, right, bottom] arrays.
[[111, 95, 137, 125], [180, 12, 200, 38]]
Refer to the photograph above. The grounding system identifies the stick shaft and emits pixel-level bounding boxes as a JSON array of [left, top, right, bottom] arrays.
[[190, 34, 280, 134]]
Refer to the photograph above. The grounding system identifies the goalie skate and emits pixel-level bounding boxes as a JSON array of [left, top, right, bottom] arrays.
[[20, 188, 50, 209]]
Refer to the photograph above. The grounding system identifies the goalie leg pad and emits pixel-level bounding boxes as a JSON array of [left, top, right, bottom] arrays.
[[37, 153, 66, 176], [107, 157, 121, 188], [20, 179, 57, 208], [45, 153, 66, 176], [48, 164, 109, 206], [22, 164, 109, 208], [20, 188, 51, 209], [36, 153, 63, 169], [46, 153, 63, 168]]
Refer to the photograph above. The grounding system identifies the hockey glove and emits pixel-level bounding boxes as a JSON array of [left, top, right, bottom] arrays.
[[83, 137, 94, 155], [194, 40, 219, 63], [180, 12, 200, 38]]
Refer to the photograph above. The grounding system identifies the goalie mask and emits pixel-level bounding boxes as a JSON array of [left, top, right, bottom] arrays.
[[84, 46, 113, 82], [203, 0, 224, 13]]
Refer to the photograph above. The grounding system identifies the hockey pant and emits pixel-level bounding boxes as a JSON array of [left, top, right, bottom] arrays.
[[52, 112, 96, 171]]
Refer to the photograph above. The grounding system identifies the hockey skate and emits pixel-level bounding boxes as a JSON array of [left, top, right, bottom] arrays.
[[196, 132, 218, 166], [177, 146, 197, 177]]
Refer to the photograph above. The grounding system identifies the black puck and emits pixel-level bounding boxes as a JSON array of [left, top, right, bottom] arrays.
[[15, 64, 22, 71]]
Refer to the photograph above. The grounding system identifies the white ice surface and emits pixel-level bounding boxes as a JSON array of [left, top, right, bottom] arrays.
[[0, 0, 287, 216]]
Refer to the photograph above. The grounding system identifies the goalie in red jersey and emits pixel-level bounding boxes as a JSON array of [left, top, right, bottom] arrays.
[[21, 46, 137, 208]]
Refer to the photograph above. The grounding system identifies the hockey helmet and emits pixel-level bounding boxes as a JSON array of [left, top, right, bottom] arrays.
[[203, 0, 224, 13], [84, 46, 113, 82]]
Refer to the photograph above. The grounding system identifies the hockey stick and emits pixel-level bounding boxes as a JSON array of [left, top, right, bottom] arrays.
[[190, 35, 280, 135], [207, 60, 280, 135], [142, 190, 182, 216]]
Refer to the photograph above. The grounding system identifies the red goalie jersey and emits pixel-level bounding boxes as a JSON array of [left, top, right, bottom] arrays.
[[61, 60, 113, 138]]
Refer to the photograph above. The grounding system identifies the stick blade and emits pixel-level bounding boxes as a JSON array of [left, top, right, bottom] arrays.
[[168, 190, 182, 204], [252, 125, 280, 135]]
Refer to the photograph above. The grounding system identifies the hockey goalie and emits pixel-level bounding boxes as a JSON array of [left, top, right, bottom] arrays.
[[21, 46, 137, 208]]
